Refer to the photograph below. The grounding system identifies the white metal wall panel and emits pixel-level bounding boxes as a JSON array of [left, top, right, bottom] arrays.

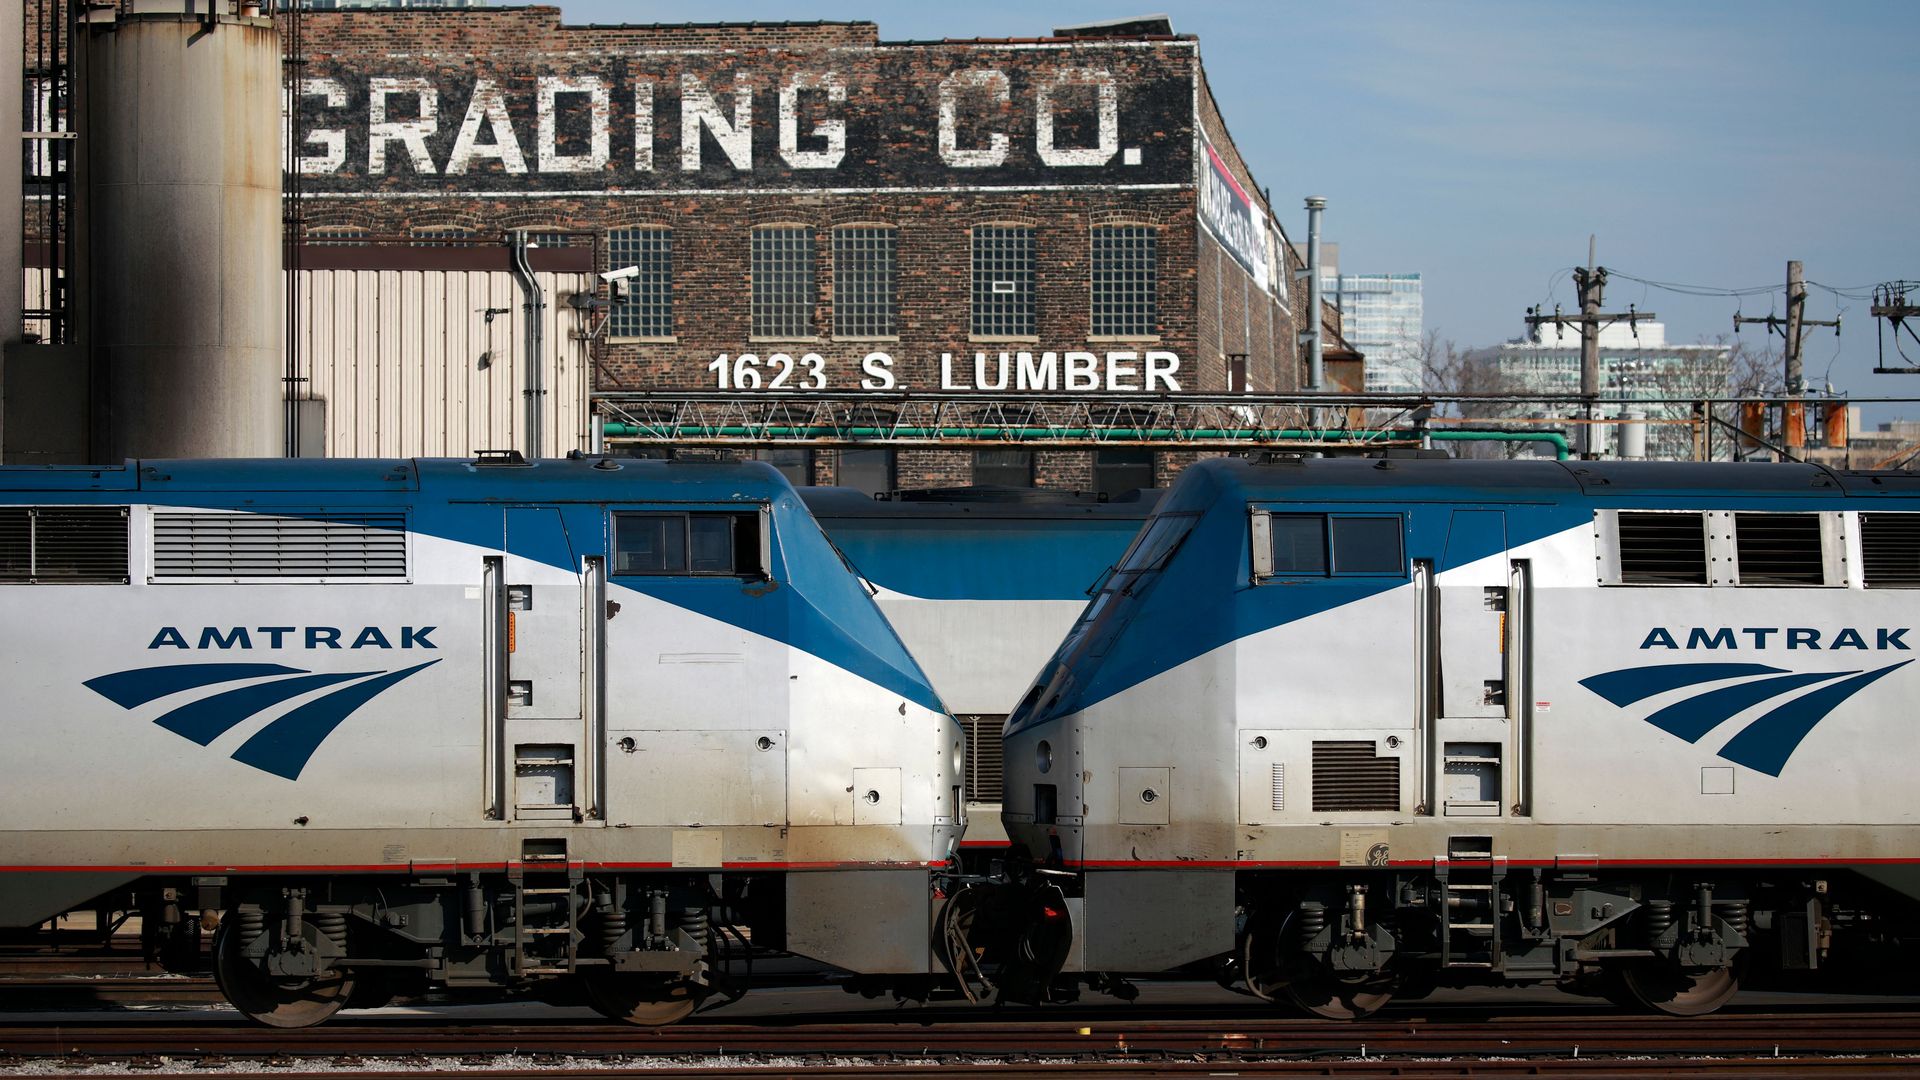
[[294, 268, 593, 458]]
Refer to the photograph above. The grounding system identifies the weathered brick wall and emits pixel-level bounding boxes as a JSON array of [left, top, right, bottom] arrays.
[[24, 8, 1332, 490], [282, 10, 1218, 489], [1193, 67, 1300, 395]]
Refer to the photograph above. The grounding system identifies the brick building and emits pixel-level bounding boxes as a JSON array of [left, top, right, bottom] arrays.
[[23, 6, 1331, 490]]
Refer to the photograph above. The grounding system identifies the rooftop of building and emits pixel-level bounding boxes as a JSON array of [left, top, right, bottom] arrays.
[[290, 6, 1193, 46]]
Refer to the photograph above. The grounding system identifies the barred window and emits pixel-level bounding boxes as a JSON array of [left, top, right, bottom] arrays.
[[833, 227, 898, 338], [973, 449, 1033, 487], [1092, 226, 1157, 336], [971, 226, 1035, 337], [409, 226, 479, 247], [523, 230, 581, 248], [752, 227, 816, 338], [606, 228, 674, 340], [306, 228, 371, 247]]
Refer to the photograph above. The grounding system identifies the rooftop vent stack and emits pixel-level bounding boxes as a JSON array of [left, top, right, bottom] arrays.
[[74, 0, 283, 460], [1303, 196, 1326, 392]]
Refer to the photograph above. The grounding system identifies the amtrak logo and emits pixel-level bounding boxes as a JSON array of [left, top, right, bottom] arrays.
[[1579, 660, 1911, 777], [84, 661, 439, 780]]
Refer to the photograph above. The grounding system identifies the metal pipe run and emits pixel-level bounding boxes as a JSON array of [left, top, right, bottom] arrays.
[[597, 424, 1571, 460]]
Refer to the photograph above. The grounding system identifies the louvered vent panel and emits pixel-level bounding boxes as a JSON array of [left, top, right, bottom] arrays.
[[1269, 763, 1285, 812], [1861, 513, 1920, 588], [962, 714, 1005, 803], [0, 507, 131, 583], [1617, 511, 1708, 584], [1734, 512, 1824, 585], [1311, 741, 1399, 813], [0, 509, 29, 582], [153, 512, 407, 578]]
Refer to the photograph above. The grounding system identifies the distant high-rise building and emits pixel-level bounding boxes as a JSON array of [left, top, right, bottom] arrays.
[[1312, 246, 1424, 394], [1469, 322, 1732, 460]]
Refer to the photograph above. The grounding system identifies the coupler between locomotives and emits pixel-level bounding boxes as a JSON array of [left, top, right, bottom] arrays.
[[935, 860, 1113, 1006]]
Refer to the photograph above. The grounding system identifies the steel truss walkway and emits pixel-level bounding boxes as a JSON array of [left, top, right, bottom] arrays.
[[592, 391, 1912, 463]]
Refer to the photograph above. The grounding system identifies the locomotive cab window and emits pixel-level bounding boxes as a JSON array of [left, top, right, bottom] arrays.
[[613, 511, 765, 577], [1252, 512, 1405, 579]]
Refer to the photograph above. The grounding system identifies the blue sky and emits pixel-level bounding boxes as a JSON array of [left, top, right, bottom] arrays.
[[561, 0, 1920, 402]]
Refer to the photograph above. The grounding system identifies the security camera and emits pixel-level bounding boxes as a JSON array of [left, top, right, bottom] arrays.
[[600, 265, 639, 304]]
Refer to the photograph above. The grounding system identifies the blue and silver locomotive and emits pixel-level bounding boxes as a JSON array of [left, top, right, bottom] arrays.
[[0, 456, 960, 1026], [992, 456, 1920, 1016]]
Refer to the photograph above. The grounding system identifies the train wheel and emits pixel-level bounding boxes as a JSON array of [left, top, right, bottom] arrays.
[[581, 971, 704, 1026], [212, 923, 355, 1028], [1618, 958, 1743, 1016]]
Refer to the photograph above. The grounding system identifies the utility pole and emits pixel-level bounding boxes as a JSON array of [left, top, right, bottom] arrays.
[[1734, 261, 1840, 452], [1524, 237, 1655, 457], [1869, 281, 1920, 375], [1734, 261, 1839, 395]]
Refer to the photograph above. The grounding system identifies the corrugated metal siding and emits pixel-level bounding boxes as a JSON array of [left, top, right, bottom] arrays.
[[295, 269, 593, 458]]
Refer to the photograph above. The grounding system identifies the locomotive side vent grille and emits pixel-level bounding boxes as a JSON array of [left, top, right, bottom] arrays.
[[1270, 762, 1285, 812], [962, 714, 1005, 803], [1616, 510, 1708, 584], [153, 511, 408, 578], [1733, 512, 1825, 585], [1311, 741, 1399, 813], [1861, 513, 1920, 588], [0, 507, 129, 584]]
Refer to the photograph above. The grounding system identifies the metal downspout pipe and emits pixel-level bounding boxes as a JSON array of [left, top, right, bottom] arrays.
[[508, 232, 545, 458], [1302, 197, 1326, 392]]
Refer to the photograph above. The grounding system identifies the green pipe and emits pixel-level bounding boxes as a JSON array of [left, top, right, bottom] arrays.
[[1429, 430, 1571, 460], [598, 423, 1571, 460]]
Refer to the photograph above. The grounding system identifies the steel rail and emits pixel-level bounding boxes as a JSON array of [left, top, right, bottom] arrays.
[[4, 1010, 1917, 1060]]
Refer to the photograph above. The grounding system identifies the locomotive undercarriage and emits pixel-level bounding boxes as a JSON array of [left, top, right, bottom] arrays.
[[1230, 868, 1914, 1019], [79, 871, 789, 1027]]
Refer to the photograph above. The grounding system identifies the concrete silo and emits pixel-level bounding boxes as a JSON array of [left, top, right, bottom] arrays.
[[73, 0, 282, 459]]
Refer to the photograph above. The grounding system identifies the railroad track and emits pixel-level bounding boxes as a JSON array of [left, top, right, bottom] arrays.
[[2, 1010, 1916, 1060]]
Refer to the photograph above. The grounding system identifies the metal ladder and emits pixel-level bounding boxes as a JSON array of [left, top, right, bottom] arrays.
[[1437, 836, 1505, 969], [510, 838, 581, 977]]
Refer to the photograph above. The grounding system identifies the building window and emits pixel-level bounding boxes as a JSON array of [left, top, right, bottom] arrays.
[[1091, 225, 1157, 337], [754, 449, 814, 487], [838, 449, 895, 497], [833, 227, 898, 338], [523, 230, 581, 248], [606, 228, 673, 339], [971, 226, 1035, 337], [1093, 449, 1153, 499], [752, 226, 816, 338], [305, 228, 371, 247], [973, 449, 1033, 487], [409, 226, 479, 247]]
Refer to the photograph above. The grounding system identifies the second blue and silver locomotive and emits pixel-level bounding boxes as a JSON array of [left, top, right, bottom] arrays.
[[992, 456, 1920, 1016]]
